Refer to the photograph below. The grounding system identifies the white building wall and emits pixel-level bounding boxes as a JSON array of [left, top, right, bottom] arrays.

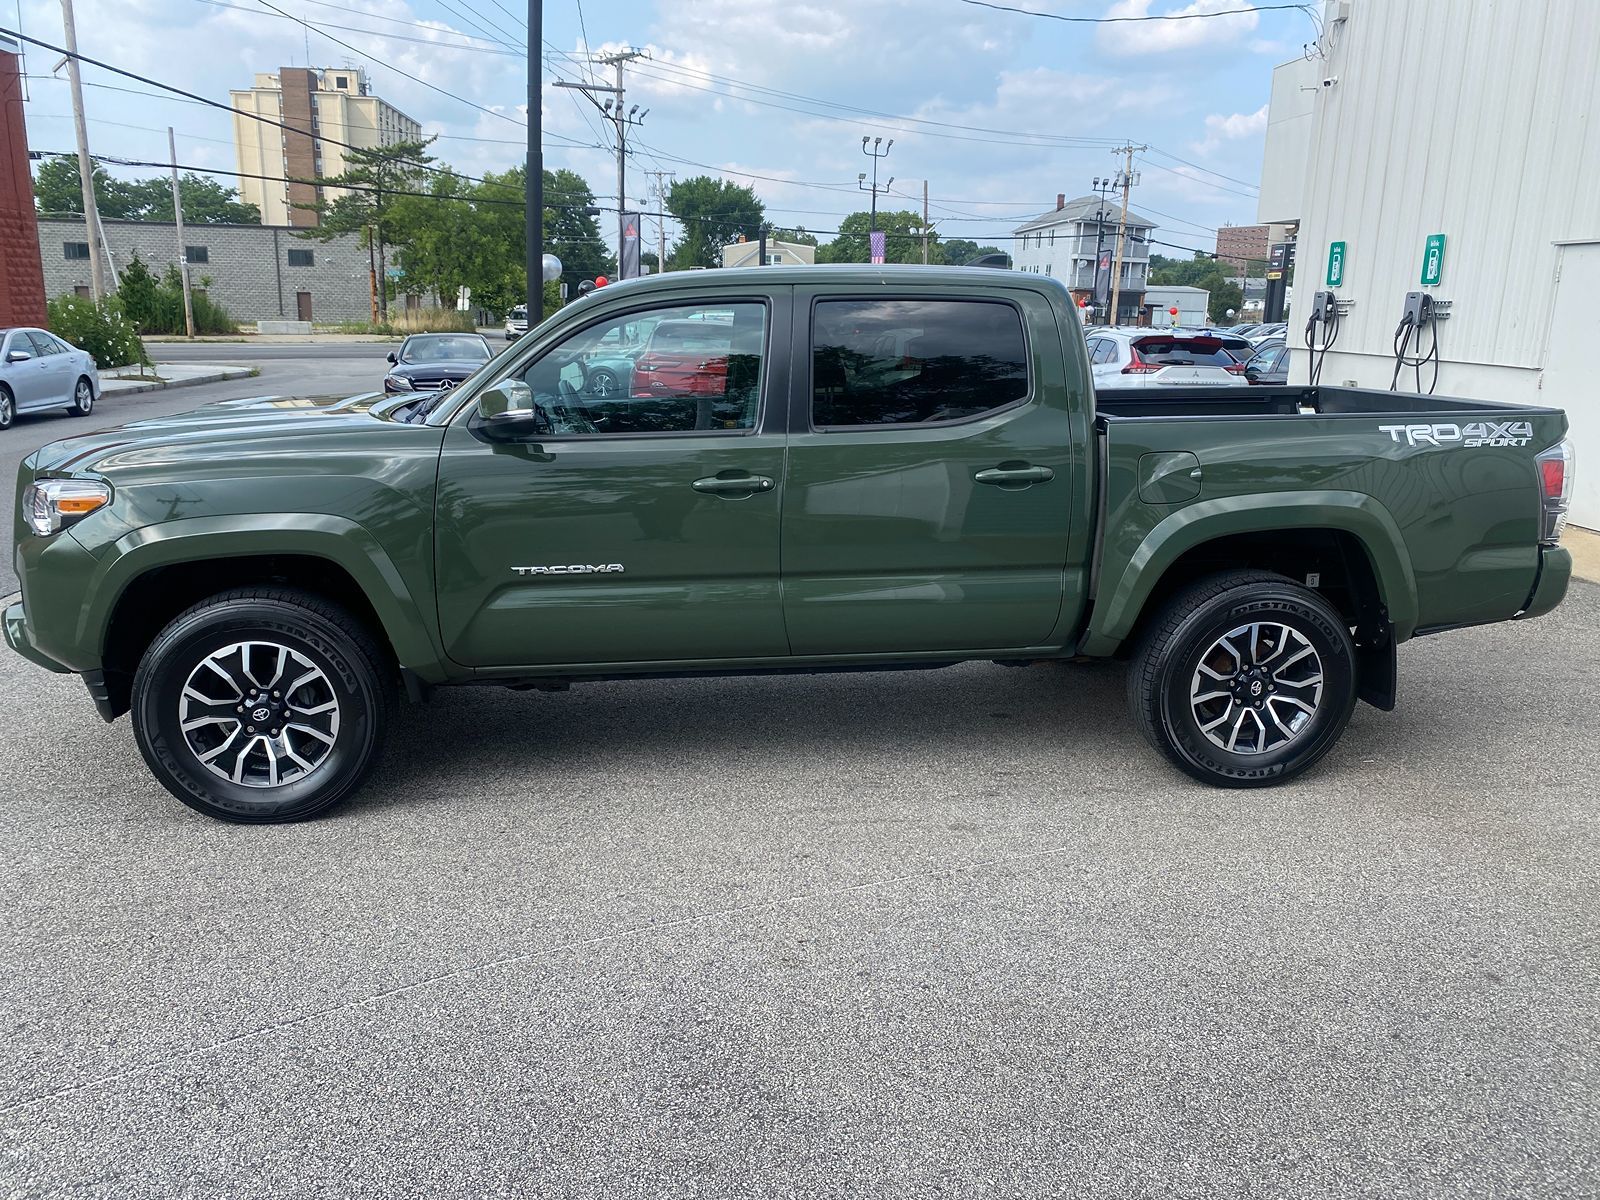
[[1286, 0, 1600, 519], [1256, 56, 1317, 226]]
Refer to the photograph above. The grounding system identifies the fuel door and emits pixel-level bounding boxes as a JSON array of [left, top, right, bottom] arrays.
[[1137, 451, 1202, 505]]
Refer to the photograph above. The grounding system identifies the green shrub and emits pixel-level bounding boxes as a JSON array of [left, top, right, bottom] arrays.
[[46, 294, 149, 369], [113, 254, 239, 336]]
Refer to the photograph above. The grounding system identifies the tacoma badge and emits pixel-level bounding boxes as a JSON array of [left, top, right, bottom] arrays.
[[512, 564, 625, 576]]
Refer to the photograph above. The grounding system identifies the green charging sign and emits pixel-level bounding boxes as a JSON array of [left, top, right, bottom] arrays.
[[1421, 233, 1446, 287], [1326, 241, 1346, 288]]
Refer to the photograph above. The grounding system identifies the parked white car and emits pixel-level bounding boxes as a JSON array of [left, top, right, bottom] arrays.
[[504, 305, 529, 341], [1086, 329, 1248, 389], [0, 327, 99, 430]]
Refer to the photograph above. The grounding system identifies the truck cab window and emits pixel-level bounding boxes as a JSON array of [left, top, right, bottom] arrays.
[[811, 298, 1029, 427], [515, 303, 766, 435]]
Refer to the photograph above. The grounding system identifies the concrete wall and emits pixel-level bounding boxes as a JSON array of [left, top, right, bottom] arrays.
[[0, 39, 46, 328], [1278, 0, 1600, 522], [37, 218, 371, 323]]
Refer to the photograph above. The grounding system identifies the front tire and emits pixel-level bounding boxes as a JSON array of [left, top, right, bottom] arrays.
[[1128, 571, 1357, 788], [0, 385, 13, 430], [131, 589, 393, 822], [67, 376, 94, 417]]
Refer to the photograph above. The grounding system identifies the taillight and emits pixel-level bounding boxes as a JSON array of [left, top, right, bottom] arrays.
[[1225, 363, 1246, 375], [1535, 439, 1575, 544]]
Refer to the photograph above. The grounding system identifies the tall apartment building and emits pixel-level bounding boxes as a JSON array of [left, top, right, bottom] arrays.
[[231, 67, 421, 227]]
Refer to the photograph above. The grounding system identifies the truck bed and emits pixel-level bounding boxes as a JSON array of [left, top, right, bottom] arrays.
[[1084, 383, 1568, 655]]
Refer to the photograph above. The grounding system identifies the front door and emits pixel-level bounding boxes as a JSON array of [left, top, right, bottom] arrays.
[[296, 291, 313, 322], [781, 287, 1079, 654], [435, 293, 792, 668], [4, 331, 49, 409]]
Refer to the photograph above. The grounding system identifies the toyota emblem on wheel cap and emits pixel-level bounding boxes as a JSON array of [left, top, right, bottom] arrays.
[[252, 706, 272, 723]]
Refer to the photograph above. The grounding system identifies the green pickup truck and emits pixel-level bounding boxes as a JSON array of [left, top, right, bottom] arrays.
[[6, 266, 1575, 822]]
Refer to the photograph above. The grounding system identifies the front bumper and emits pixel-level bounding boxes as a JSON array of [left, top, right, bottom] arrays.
[[4, 601, 71, 673], [1516, 545, 1572, 622]]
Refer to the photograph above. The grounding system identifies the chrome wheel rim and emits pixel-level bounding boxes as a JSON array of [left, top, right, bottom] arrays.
[[75, 381, 91, 410], [589, 371, 616, 397], [1189, 622, 1323, 755], [0, 394, 12, 425], [179, 641, 341, 788]]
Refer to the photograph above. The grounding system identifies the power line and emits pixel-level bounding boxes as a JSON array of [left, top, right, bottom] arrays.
[[1142, 146, 1261, 192], [958, 1, 1311, 24], [193, 0, 517, 53]]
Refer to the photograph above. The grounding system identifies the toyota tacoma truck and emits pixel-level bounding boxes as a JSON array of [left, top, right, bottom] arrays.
[[5, 266, 1575, 822]]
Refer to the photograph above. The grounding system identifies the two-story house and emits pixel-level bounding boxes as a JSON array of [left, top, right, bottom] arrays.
[[1011, 194, 1156, 323]]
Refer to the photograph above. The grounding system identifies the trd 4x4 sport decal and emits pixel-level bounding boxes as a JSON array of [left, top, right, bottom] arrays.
[[1379, 421, 1534, 448]]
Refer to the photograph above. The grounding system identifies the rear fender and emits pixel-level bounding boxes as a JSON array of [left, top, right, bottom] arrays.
[[1080, 490, 1418, 656]]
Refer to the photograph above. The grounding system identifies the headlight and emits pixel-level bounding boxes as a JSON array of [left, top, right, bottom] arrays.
[[25, 478, 112, 537], [385, 374, 415, 391]]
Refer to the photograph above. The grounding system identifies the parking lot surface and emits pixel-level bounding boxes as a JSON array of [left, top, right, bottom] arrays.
[[3, 577, 1597, 1196]]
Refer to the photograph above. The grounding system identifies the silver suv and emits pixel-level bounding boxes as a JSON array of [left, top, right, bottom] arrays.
[[1086, 329, 1249, 390]]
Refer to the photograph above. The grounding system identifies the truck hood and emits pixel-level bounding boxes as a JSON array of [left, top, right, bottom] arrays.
[[25, 391, 413, 476]]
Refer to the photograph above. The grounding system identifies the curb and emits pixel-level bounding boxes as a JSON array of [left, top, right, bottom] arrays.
[[98, 367, 255, 396]]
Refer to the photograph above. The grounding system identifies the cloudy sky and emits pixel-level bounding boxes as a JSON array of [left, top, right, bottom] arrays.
[[11, 0, 1317, 254]]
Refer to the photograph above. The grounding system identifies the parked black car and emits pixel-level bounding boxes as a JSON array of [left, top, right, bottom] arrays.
[[384, 333, 493, 393], [1244, 339, 1289, 385]]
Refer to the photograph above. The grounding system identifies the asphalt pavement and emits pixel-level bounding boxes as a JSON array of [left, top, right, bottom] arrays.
[[1, 349, 384, 594], [3, 577, 1597, 1196]]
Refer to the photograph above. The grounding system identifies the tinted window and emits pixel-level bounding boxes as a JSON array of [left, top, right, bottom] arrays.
[[1132, 337, 1240, 367], [514, 302, 765, 436], [402, 334, 490, 363], [812, 299, 1028, 427]]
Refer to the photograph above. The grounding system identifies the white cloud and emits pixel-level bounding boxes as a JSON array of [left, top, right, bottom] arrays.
[[1096, 0, 1262, 56], [1189, 103, 1268, 154]]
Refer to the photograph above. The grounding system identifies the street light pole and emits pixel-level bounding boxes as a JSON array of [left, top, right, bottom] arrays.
[[859, 136, 893, 233]]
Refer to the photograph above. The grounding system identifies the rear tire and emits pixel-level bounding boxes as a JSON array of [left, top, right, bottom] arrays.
[[0, 385, 13, 430], [1127, 570, 1357, 788], [67, 376, 94, 417], [131, 589, 393, 822]]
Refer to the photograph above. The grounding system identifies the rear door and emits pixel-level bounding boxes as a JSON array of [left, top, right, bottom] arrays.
[[780, 284, 1079, 654], [27, 332, 76, 404]]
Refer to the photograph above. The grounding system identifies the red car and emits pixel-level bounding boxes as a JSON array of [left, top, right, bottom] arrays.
[[630, 319, 733, 398]]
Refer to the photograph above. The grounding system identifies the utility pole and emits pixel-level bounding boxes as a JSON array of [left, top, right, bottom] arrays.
[[1107, 144, 1146, 328], [167, 128, 195, 338], [1089, 176, 1115, 325], [922, 179, 929, 265], [525, 0, 542, 322], [645, 168, 674, 273], [858, 136, 893, 234], [58, 0, 106, 301], [556, 50, 648, 278]]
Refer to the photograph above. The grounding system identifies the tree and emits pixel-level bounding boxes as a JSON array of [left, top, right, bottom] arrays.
[[938, 238, 1002, 266], [33, 157, 258, 224], [771, 227, 817, 246], [1147, 253, 1250, 325], [296, 137, 441, 317], [815, 210, 936, 264], [666, 176, 764, 269]]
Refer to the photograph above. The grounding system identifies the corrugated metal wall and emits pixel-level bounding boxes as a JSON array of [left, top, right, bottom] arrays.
[[1296, 0, 1600, 379]]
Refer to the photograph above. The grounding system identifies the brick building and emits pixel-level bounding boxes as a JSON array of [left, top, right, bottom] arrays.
[[0, 33, 47, 328], [37, 217, 371, 323], [1214, 223, 1272, 273]]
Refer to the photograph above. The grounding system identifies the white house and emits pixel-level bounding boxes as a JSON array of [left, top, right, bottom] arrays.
[[1011, 193, 1155, 323], [720, 238, 817, 268]]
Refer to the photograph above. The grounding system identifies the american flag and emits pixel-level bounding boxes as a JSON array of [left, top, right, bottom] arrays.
[[869, 230, 886, 264]]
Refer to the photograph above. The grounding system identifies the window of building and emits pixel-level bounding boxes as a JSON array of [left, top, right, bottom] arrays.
[[185, 245, 209, 264], [811, 298, 1029, 428], [64, 241, 91, 260], [287, 248, 315, 266], [503, 302, 767, 436], [74, 285, 91, 299], [336, 75, 348, 88]]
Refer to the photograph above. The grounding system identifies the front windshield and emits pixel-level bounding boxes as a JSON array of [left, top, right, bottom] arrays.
[[401, 334, 490, 364]]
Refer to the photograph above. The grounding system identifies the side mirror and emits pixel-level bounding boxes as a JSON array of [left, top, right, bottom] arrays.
[[475, 380, 549, 440], [6, 350, 31, 363], [386, 351, 398, 365]]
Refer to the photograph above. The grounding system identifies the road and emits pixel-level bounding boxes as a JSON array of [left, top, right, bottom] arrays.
[[1, 346, 383, 594], [3, 572, 1598, 1196]]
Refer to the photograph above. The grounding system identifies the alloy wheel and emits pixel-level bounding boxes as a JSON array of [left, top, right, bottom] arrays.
[[1189, 622, 1324, 754], [179, 640, 342, 788]]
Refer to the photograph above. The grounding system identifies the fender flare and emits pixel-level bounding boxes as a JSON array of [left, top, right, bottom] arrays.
[[84, 513, 451, 682], [1079, 490, 1418, 656]]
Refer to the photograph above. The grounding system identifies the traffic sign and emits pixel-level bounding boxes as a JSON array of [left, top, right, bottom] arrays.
[[1326, 241, 1346, 288], [1421, 233, 1446, 286]]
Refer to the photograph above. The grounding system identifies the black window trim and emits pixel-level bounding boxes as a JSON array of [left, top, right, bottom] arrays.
[[286, 248, 315, 266], [461, 293, 778, 443], [804, 292, 1035, 434], [63, 241, 91, 260]]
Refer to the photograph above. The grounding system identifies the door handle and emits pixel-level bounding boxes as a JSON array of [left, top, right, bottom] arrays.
[[691, 474, 775, 495], [974, 465, 1055, 485]]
